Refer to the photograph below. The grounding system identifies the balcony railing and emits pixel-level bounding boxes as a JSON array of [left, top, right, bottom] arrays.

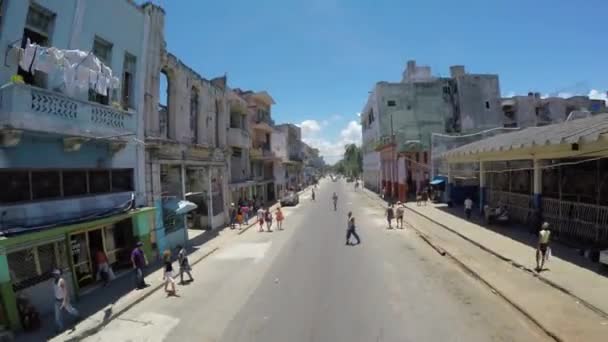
[[0, 83, 135, 138], [227, 127, 251, 148], [250, 147, 277, 160]]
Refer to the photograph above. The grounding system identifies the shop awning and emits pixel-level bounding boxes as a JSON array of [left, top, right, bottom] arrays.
[[430, 178, 445, 185]]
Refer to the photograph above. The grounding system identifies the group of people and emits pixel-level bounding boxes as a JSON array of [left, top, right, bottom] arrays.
[[257, 206, 285, 232]]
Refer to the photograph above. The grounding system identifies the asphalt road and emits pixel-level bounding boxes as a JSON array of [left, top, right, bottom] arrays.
[[84, 178, 550, 342]]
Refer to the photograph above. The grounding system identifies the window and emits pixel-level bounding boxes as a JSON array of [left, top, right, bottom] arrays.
[[406, 104, 412, 110], [89, 170, 110, 193], [485, 101, 490, 109], [111, 169, 133, 192], [159, 70, 171, 138], [215, 99, 221, 147], [31, 171, 60, 200], [0, 171, 30, 203], [387, 100, 396, 107], [423, 152, 428, 164], [90, 37, 113, 105], [415, 153, 420, 162], [190, 87, 199, 143], [62, 170, 88, 196], [19, 4, 54, 88], [8, 241, 67, 291], [443, 86, 450, 94], [121, 53, 136, 109], [232, 147, 242, 157]]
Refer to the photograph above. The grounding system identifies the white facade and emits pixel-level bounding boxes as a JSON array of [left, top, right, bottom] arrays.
[[361, 89, 381, 192]]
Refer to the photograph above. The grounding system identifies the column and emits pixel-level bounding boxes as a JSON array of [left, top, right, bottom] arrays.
[[447, 163, 454, 204], [0, 253, 20, 330], [207, 167, 214, 229], [180, 164, 187, 199], [479, 161, 486, 215], [533, 159, 543, 213]]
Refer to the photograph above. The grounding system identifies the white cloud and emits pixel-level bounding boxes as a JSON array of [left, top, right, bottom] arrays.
[[298, 118, 362, 165], [588, 89, 608, 104], [356, 112, 361, 117]]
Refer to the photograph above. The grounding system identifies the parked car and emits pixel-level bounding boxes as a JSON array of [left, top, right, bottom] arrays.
[[280, 191, 299, 206]]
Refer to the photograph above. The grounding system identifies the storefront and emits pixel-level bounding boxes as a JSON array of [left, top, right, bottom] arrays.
[[0, 208, 155, 331]]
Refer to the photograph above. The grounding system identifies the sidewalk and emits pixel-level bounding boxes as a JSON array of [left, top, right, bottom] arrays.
[[21, 188, 312, 341], [405, 202, 608, 317]]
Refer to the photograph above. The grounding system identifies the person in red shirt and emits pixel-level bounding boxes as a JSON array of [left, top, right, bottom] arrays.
[[95, 249, 115, 285]]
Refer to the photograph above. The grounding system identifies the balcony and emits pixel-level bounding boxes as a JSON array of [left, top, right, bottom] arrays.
[[227, 127, 251, 148], [250, 147, 278, 161], [0, 83, 135, 139]]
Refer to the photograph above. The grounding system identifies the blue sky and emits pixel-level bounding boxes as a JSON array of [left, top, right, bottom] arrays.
[[148, 0, 607, 163]]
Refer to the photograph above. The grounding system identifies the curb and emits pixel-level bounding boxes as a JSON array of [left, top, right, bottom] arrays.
[[59, 247, 220, 341], [405, 206, 608, 320]]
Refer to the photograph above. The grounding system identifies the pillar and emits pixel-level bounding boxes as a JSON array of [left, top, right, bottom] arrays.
[[533, 159, 543, 213], [447, 163, 454, 204], [207, 167, 214, 229], [479, 161, 486, 215], [0, 253, 21, 330]]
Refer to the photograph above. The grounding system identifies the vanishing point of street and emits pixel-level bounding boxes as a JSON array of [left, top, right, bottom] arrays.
[[83, 179, 549, 342]]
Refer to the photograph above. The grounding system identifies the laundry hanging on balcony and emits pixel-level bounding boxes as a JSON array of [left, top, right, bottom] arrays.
[[16, 39, 120, 96]]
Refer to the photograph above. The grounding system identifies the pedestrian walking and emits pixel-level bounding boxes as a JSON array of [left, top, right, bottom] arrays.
[[312, 189, 316, 201], [177, 245, 193, 284], [464, 197, 473, 220], [381, 186, 386, 199], [257, 206, 265, 232], [346, 212, 361, 245], [162, 250, 177, 295], [95, 249, 115, 286], [265, 208, 273, 232], [332, 192, 338, 211], [276, 207, 284, 230], [386, 204, 395, 229], [229, 203, 237, 229], [242, 203, 250, 224], [536, 222, 552, 272], [236, 207, 244, 228], [395, 201, 405, 229], [52, 269, 79, 332], [131, 241, 148, 289]]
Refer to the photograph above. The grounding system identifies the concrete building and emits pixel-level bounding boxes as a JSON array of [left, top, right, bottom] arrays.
[[141, 4, 229, 254], [0, 0, 155, 330], [271, 128, 288, 199], [227, 90, 254, 205], [361, 60, 503, 201], [276, 124, 304, 190], [239, 89, 278, 203], [502, 92, 607, 128]]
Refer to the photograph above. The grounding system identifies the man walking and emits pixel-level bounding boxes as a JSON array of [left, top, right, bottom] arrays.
[[346, 212, 361, 245], [536, 222, 552, 272], [131, 241, 148, 289], [332, 192, 338, 211], [52, 269, 79, 332], [464, 197, 473, 220], [177, 245, 193, 284], [395, 201, 405, 229], [386, 204, 395, 229]]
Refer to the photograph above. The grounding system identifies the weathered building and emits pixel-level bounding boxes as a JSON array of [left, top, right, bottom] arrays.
[[0, 0, 155, 330], [276, 123, 304, 190], [142, 4, 229, 254], [227, 90, 254, 204], [362, 60, 503, 201], [502, 92, 607, 128]]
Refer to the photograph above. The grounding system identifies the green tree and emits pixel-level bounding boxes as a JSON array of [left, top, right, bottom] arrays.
[[342, 144, 362, 177]]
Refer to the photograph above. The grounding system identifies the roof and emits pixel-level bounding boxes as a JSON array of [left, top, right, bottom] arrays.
[[443, 113, 608, 161]]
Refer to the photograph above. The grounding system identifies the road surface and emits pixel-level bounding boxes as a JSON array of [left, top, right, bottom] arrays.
[[84, 178, 550, 342]]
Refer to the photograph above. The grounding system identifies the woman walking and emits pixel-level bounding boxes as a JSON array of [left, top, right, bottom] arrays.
[[162, 250, 177, 295], [257, 206, 265, 232], [276, 207, 284, 230], [265, 208, 274, 232]]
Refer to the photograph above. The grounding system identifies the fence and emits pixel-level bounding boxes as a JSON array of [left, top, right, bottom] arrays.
[[542, 197, 608, 244], [486, 189, 534, 224]]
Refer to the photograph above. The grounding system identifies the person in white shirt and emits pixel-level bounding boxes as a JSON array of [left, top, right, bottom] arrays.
[[52, 269, 79, 332], [536, 222, 552, 272], [464, 197, 473, 219]]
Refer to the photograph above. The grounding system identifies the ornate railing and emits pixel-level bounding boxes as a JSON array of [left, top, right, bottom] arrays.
[[0, 83, 135, 137], [542, 197, 608, 243]]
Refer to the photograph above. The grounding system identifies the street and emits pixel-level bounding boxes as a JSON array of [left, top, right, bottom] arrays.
[[83, 179, 550, 342]]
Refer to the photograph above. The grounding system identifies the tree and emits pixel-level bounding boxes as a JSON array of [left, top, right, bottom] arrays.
[[342, 144, 362, 177]]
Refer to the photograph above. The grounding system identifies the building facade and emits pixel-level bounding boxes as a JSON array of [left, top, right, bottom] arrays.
[[361, 60, 503, 201], [502, 92, 607, 128], [227, 89, 254, 205], [275, 124, 304, 190], [141, 4, 229, 255], [0, 0, 155, 330]]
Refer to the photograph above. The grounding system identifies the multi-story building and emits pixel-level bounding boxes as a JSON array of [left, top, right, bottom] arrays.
[[0, 0, 155, 330], [227, 90, 254, 204], [271, 128, 288, 199], [502, 92, 607, 128], [361, 60, 503, 201], [142, 5, 229, 253], [238, 89, 278, 203], [276, 123, 304, 190]]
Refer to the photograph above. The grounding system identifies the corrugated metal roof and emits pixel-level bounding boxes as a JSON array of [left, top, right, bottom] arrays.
[[444, 113, 608, 159]]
